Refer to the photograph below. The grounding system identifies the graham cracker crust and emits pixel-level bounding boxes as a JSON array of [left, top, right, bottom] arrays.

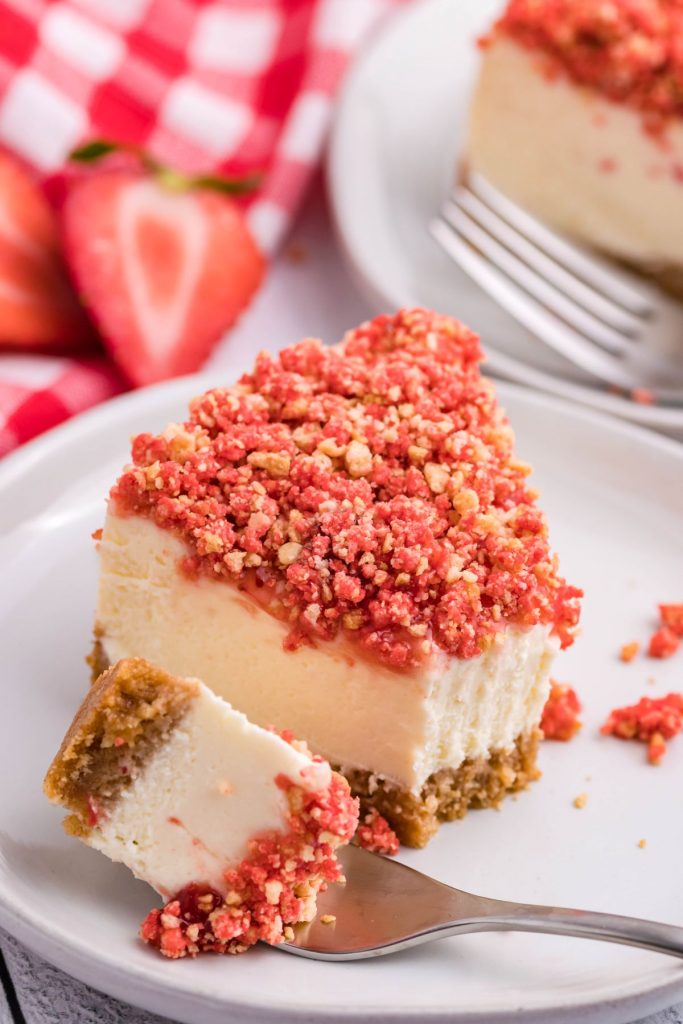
[[45, 657, 197, 837], [611, 253, 683, 303], [341, 730, 541, 848], [646, 264, 683, 303], [87, 630, 109, 682]]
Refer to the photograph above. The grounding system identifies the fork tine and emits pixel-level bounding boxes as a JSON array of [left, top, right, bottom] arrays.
[[441, 198, 631, 355], [467, 171, 654, 318], [429, 215, 640, 391], [456, 187, 642, 337]]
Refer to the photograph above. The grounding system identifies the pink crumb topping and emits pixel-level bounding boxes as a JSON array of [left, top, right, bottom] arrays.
[[601, 692, 683, 764], [648, 626, 681, 658], [659, 603, 683, 636], [112, 309, 581, 669], [497, 0, 683, 129], [140, 769, 358, 958], [540, 681, 582, 741], [354, 809, 400, 856]]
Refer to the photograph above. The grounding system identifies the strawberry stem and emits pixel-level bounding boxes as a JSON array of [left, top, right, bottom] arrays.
[[69, 139, 261, 194], [191, 172, 262, 195], [155, 167, 192, 192]]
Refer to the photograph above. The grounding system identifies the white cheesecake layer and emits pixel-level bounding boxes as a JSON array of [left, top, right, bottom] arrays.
[[96, 511, 558, 794], [468, 36, 683, 271], [87, 680, 330, 899], [414, 624, 554, 787]]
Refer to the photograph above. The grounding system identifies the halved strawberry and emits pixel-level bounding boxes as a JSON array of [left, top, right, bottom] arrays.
[[0, 150, 93, 350], [61, 144, 264, 386]]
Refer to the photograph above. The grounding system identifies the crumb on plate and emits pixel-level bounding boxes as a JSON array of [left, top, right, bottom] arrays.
[[648, 627, 680, 659], [541, 681, 582, 741], [619, 641, 639, 663], [659, 604, 683, 637], [601, 692, 683, 765]]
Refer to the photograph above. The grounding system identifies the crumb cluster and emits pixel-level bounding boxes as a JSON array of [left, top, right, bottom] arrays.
[[620, 603, 683, 661], [601, 692, 683, 764], [140, 768, 358, 958], [354, 808, 400, 856], [650, 604, 683, 657], [540, 681, 582, 741], [112, 309, 580, 669], [496, 0, 683, 128]]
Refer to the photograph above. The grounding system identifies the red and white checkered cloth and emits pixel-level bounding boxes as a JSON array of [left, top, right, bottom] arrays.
[[0, 0, 401, 458]]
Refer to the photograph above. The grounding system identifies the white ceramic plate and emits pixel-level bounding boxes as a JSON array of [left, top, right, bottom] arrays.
[[1, 374, 683, 1024], [328, 0, 683, 435]]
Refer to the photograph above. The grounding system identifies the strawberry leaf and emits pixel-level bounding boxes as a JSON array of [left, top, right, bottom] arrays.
[[70, 140, 121, 163], [69, 141, 261, 195]]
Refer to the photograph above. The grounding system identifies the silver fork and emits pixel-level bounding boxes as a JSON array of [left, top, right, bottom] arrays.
[[283, 845, 683, 961], [429, 171, 683, 405]]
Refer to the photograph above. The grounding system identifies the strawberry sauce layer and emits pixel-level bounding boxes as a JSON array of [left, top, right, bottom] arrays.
[[112, 309, 581, 668], [140, 769, 358, 958], [496, 0, 683, 127]]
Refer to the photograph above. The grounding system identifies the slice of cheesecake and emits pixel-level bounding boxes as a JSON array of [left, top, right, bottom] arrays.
[[90, 308, 581, 847], [468, 0, 683, 296], [44, 658, 358, 957]]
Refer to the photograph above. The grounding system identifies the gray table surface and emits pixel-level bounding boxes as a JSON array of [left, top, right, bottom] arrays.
[[3, 188, 681, 1024], [1, 929, 681, 1024]]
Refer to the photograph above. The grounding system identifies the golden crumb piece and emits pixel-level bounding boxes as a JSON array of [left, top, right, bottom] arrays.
[[573, 793, 588, 809], [638, 838, 647, 849], [277, 541, 303, 566], [320, 915, 336, 925], [619, 641, 640, 663]]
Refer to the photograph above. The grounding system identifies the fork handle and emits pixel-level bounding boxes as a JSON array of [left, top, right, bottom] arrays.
[[455, 896, 683, 960]]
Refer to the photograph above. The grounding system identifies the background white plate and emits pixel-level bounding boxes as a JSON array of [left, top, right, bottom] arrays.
[[1, 374, 683, 1024], [328, 0, 683, 435]]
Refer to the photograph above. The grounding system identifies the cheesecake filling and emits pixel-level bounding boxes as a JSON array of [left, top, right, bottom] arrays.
[[415, 625, 556, 786], [88, 686, 330, 898], [468, 36, 683, 274], [96, 512, 558, 795]]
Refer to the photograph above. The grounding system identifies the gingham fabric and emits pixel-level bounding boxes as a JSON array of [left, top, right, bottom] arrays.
[[0, 0, 400, 458]]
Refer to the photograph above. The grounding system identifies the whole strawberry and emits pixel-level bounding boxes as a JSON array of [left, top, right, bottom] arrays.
[[0, 149, 92, 351], [62, 141, 264, 386]]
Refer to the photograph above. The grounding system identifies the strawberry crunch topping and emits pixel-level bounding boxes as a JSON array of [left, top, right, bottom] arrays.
[[140, 770, 358, 958], [659, 603, 683, 636], [540, 681, 582, 741], [354, 809, 400, 856], [497, 0, 683, 128], [112, 310, 581, 668], [601, 693, 683, 764], [649, 626, 680, 658]]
